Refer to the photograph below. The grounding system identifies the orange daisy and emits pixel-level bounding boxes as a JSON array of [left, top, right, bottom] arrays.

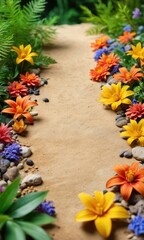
[[106, 162, 144, 201], [118, 31, 136, 44], [113, 66, 143, 84], [90, 64, 110, 82], [2, 95, 38, 123], [8, 81, 28, 97], [91, 35, 110, 51], [98, 53, 120, 69], [20, 72, 41, 87]]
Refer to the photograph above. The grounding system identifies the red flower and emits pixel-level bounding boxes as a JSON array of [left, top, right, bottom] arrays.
[[8, 81, 28, 97], [90, 64, 110, 82], [0, 123, 13, 144], [20, 72, 40, 87], [126, 103, 144, 120]]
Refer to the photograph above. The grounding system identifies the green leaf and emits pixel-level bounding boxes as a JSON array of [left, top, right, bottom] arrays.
[[5, 221, 26, 240], [7, 191, 48, 218], [16, 221, 52, 240], [0, 214, 12, 230], [23, 212, 55, 226], [0, 177, 20, 214]]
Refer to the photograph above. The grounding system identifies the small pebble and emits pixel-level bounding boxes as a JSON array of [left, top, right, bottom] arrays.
[[119, 150, 126, 157], [26, 159, 34, 166], [42, 98, 49, 102], [123, 150, 133, 158], [17, 163, 24, 170]]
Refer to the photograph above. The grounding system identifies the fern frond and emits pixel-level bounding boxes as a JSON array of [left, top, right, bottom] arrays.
[[0, 22, 13, 62]]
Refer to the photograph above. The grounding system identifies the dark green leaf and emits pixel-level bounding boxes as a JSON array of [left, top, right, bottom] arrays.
[[16, 221, 52, 240], [0, 177, 20, 214], [23, 212, 55, 226], [7, 191, 48, 218], [5, 221, 26, 240], [0, 215, 12, 230]]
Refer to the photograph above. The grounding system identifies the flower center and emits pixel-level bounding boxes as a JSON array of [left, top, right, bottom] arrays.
[[126, 72, 131, 80], [125, 169, 135, 182], [96, 203, 103, 216], [106, 58, 111, 63], [16, 106, 23, 113], [21, 53, 27, 59]]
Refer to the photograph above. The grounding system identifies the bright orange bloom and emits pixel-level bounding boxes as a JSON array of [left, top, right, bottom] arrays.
[[90, 64, 110, 82], [106, 162, 144, 201], [98, 53, 120, 69], [12, 119, 27, 134], [2, 96, 38, 123], [113, 66, 143, 84], [118, 31, 136, 44], [8, 81, 28, 98], [91, 35, 110, 51], [20, 72, 40, 87]]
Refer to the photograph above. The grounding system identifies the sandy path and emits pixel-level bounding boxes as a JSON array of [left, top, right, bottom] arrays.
[[19, 24, 133, 240]]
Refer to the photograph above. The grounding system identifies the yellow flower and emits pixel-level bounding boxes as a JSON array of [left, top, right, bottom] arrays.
[[12, 119, 27, 134], [99, 82, 134, 110], [127, 42, 144, 60], [120, 119, 144, 146], [75, 191, 129, 238], [12, 44, 38, 65]]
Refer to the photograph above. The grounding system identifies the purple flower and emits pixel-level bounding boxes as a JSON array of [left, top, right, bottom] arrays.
[[107, 39, 115, 44], [94, 47, 107, 60], [111, 65, 120, 75], [123, 25, 132, 32], [124, 44, 131, 51], [128, 215, 144, 236], [36, 201, 55, 216], [132, 8, 141, 18], [132, 99, 137, 104], [1, 143, 22, 162]]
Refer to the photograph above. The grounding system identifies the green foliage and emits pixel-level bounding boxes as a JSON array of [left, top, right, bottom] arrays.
[[0, 177, 55, 240], [34, 54, 57, 67], [0, 23, 13, 62], [133, 80, 144, 103]]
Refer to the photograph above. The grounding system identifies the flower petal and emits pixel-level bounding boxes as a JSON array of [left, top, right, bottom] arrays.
[[108, 205, 129, 218], [120, 183, 133, 201], [133, 181, 144, 197], [106, 176, 125, 188], [75, 209, 96, 222], [78, 193, 96, 211], [103, 191, 115, 212], [95, 215, 112, 238]]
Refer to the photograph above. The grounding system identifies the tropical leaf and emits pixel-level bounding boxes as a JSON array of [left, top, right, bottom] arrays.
[[5, 221, 26, 240], [23, 212, 55, 226]]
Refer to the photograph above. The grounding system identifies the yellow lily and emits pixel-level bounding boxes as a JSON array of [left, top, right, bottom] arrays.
[[75, 191, 129, 238], [99, 82, 134, 110], [12, 44, 38, 65], [12, 119, 27, 134], [127, 42, 144, 60]]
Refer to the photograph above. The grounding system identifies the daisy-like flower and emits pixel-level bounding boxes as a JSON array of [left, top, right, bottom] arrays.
[[113, 66, 143, 84], [99, 82, 134, 110], [126, 103, 144, 120], [1, 95, 38, 123], [90, 64, 110, 82], [75, 191, 129, 238], [118, 31, 136, 44], [106, 162, 144, 201], [7, 81, 28, 98], [12, 44, 38, 65], [98, 53, 120, 69], [12, 119, 27, 134], [120, 119, 144, 146], [20, 72, 41, 87], [127, 42, 144, 60], [91, 35, 110, 51], [0, 123, 13, 144]]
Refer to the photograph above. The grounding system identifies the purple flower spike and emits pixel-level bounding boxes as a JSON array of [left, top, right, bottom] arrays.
[[132, 8, 141, 18], [36, 201, 55, 216]]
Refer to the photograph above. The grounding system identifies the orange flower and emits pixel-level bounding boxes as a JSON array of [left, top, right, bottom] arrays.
[[118, 31, 136, 44], [90, 64, 110, 82], [98, 53, 120, 69], [20, 72, 41, 87], [8, 81, 28, 97], [91, 35, 110, 51], [2, 96, 38, 123], [106, 162, 144, 201], [12, 119, 27, 134], [113, 66, 143, 84]]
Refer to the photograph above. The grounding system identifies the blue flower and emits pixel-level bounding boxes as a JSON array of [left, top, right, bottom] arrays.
[[132, 8, 141, 18], [107, 39, 115, 44], [128, 215, 144, 236], [1, 143, 22, 162], [124, 44, 131, 52], [94, 48, 107, 60], [110, 65, 120, 75], [132, 99, 137, 104], [36, 201, 55, 216], [123, 25, 132, 32]]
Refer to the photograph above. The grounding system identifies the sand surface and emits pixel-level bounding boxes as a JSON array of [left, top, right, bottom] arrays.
[[19, 24, 134, 240]]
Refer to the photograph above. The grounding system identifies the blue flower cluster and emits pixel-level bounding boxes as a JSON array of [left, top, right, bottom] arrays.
[[94, 48, 107, 60], [36, 201, 55, 216], [1, 143, 22, 162], [128, 215, 144, 236]]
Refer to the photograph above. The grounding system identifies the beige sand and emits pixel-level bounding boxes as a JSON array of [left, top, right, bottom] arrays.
[[19, 24, 134, 240]]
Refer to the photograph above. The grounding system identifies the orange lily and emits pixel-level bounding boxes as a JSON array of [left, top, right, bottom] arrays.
[[106, 162, 144, 201], [2, 96, 38, 123], [118, 31, 136, 44], [91, 35, 110, 51], [12, 44, 38, 65], [98, 53, 120, 69], [114, 66, 143, 84]]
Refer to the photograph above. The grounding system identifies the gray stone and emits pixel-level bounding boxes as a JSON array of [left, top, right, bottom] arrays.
[[21, 146, 32, 158], [29, 68, 40, 75], [0, 159, 10, 168], [10, 162, 15, 167], [4, 167, 19, 181], [132, 146, 144, 161], [17, 163, 24, 170], [123, 150, 133, 158], [0, 180, 7, 188], [30, 111, 38, 117], [107, 76, 117, 85], [21, 174, 42, 187], [0, 144, 4, 151], [0, 166, 7, 174], [26, 159, 34, 166], [116, 119, 128, 128]]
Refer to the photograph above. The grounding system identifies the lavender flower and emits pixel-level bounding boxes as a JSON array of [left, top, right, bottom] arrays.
[[123, 25, 132, 32], [124, 44, 131, 52], [36, 201, 55, 216], [110, 65, 120, 75], [1, 143, 22, 162], [132, 98, 137, 104], [132, 8, 141, 18], [107, 39, 115, 44], [94, 47, 107, 60], [128, 215, 144, 236]]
